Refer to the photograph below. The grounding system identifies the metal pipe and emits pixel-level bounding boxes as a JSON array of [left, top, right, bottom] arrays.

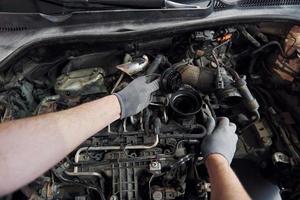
[[110, 73, 124, 94], [116, 55, 149, 76], [73, 134, 159, 172], [65, 171, 103, 179], [176, 139, 199, 150]]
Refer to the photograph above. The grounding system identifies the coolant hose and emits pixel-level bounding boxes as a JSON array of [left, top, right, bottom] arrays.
[[146, 55, 170, 75]]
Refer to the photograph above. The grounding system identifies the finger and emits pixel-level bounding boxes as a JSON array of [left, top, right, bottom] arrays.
[[135, 76, 146, 82], [229, 122, 236, 127], [206, 115, 216, 135], [147, 79, 160, 92], [229, 122, 237, 132], [128, 76, 146, 86], [144, 74, 160, 83], [233, 133, 238, 143], [217, 117, 230, 127]]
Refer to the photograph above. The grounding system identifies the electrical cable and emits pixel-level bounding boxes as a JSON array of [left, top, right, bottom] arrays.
[[252, 41, 286, 57]]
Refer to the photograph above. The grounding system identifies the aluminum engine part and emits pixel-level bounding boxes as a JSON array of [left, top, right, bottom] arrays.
[[151, 186, 184, 200], [55, 67, 107, 97], [253, 119, 272, 147], [116, 55, 149, 76], [34, 95, 60, 115], [177, 64, 216, 93], [178, 64, 243, 107]]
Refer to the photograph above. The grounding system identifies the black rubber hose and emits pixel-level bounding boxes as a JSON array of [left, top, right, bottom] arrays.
[[143, 109, 151, 136], [248, 41, 287, 75], [238, 26, 261, 48], [154, 117, 161, 135], [146, 55, 170, 75], [247, 56, 258, 75], [252, 41, 285, 57]]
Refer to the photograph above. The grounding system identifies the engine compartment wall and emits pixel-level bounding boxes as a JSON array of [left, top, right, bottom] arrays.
[[2, 10, 300, 200], [1, 6, 300, 69]]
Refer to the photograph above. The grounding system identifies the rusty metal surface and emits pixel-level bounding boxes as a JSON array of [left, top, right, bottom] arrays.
[[285, 25, 300, 56], [272, 25, 300, 81]]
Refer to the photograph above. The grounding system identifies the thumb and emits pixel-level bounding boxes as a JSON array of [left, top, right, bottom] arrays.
[[206, 115, 216, 135], [147, 79, 160, 93]]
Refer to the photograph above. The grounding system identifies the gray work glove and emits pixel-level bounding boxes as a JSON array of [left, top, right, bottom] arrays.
[[114, 76, 159, 119], [201, 117, 238, 164]]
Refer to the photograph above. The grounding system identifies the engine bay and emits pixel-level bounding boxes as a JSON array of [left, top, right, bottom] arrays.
[[2, 22, 300, 200]]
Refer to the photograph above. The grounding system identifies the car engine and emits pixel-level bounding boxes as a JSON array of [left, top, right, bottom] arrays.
[[2, 22, 300, 200]]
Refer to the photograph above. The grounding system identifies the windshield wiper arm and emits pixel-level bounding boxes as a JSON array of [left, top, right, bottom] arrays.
[[60, 0, 200, 9]]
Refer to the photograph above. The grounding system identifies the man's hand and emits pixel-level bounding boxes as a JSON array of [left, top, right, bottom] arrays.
[[0, 95, 121, 196], [114, 76, 159, 119], [203, 118, 251, 200], [201, 117, 238, 164]]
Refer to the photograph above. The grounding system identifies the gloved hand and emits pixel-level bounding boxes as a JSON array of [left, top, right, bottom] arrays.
[[201, 117, 238, 164], [114, 76, 159, 119]]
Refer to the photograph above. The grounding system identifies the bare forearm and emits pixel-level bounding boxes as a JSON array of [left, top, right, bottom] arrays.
[[206, 154, 251, 200], [0, 95, 120, 196]]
